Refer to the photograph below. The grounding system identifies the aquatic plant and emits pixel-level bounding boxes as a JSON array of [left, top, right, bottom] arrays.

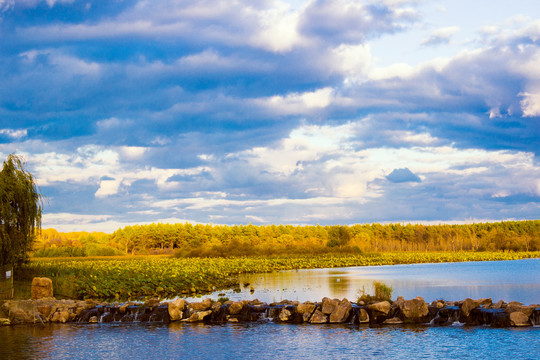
[[17, 251, 540, 301]]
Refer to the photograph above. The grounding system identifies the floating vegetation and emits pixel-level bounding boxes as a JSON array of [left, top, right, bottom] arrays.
[[18, 251, 540, 301]]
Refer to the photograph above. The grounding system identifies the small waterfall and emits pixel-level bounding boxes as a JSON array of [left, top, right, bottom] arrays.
[[532, 309, 540, 326]]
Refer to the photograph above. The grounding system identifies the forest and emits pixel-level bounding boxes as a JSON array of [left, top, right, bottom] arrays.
[[32, 220, 540, 257]]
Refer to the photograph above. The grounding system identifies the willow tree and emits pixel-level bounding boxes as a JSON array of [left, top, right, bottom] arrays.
[[0, 154, 42, 266]]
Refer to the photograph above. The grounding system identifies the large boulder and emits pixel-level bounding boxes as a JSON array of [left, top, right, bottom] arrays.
[[399, 297, 429, 323], [321, 297, 338, 315], [509, 311, 531, 327], [186, 310, 212, 322], [357, 308, 369, 324], [368, 301, 391, 316], [228, 301, 244, 315], [31, 277, 53, 300], [189, 298, 212, 311], [309, 310, 328, 324], [460, 298, 491, 319], [297, 302, 316, 322], [168, 298, 185, 321], [367, 301, 391, 324], [329, 298, 352, 323], [505, 304, 534, 317], [278, 308, 292, 322]]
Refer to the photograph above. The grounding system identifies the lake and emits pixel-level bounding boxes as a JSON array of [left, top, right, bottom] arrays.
[[209, 258, 540, 305], [1, 259, 539, 359]]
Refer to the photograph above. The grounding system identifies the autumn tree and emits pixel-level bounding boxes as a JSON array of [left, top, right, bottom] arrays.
[[0, 154, 42, 266]]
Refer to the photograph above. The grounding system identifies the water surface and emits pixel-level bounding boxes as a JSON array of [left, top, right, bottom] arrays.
[[1, 322, 539, 360], [208, 258, 540, 304]]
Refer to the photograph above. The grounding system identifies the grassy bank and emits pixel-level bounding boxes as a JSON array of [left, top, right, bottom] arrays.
[[16, 251, 540, 301]]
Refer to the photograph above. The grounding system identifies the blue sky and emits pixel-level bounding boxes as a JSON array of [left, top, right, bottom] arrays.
[[1, 0, 539, 232]]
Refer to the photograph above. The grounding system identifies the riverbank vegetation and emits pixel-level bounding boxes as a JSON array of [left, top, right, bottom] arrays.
[[32, 220, 540, 258], [17, 251, 540, 301]]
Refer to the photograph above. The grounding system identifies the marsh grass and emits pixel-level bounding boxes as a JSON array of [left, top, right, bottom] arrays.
[[357, 281, 393, 304]]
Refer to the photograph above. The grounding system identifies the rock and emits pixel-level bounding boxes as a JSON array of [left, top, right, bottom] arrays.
[[399, 297, 429, 322], [89, 316, 98, 323], [492, 300, 504, 309], [168, 298, 185, 321], [368, 301, 391, 316], [51, 310, 70, 323], [31, 277, 53, 300], [187, 310, 212, 322], [279, 308, 292, 322], [297, 302, 316, 315], [505, 305, 534, 317], [297, 302, 316, 322], [383, 317, 403, 325], [394, 296, 405, 308], [143, 298, 161, 310], [460, 298, 481, 318], [329, 298, 352, 323], [321, 297, 338, 315], [228, 301, 244, 315], [509, 311, 531, 327], [9, 309, 35, 325], [357, 308, 369, 324], [309, 310, 328, 324], [189, 298, 212, 311], [0, 318, 10, 326], [367, 301, 391, 324], [36, 305, 53, 320]]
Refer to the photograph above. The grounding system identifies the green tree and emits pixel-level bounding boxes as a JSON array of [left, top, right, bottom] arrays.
[[0, 154, 42, 266]]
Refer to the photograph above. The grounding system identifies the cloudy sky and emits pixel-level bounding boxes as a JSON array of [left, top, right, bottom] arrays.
[[1, 0, 539, 232]]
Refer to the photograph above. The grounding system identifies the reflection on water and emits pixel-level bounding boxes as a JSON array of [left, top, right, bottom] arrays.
[[1, 322, 539, 360], [193, 259, 540, 304]]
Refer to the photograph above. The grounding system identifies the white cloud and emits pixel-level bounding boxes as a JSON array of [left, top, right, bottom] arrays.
[[95, 179, 121, 198], [20, 49, 101, 76], [255, 87, 335, 115], [0, 128, 27, 139], [331, 43, 372, 78], [519, 91, 540, 117], [0, 0, 14, 12], [251, 1, 303, 52], [421, 26, 460, 46]]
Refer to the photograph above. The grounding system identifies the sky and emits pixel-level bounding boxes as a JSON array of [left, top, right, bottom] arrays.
[[0, 0, 539, 232]]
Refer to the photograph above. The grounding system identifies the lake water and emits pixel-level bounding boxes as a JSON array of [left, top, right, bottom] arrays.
[[1, 259, 539, 359], [215, 258, 540, 305]]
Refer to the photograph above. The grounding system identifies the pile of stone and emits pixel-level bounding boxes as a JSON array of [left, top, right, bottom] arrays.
[[2, 295, 539, 328], [1, 277, 538, 327]]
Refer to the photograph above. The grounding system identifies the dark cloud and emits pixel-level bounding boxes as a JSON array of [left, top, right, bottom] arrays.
[[299, 0, 418, 44]]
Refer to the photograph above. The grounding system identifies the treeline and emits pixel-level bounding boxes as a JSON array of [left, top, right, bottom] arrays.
[[33, 229, 123, 257], [33, 220, 540, 258]]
